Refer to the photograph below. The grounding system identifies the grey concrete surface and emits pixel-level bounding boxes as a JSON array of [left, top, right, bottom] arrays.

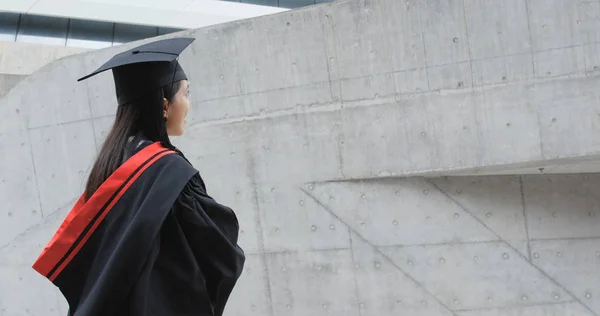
[[0, 41, 87, 75], [0, 74, 25, 97], [1, 0, 600, 315]]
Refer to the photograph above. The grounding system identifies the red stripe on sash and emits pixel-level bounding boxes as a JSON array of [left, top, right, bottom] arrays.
[[32, 142, 175, 281]]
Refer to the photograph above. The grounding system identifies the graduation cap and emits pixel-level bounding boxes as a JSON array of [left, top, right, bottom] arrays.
[[78, 37, 195, 106]]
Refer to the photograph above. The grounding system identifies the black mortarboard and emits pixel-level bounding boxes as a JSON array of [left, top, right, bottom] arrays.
[[78, 37, 195, 105]]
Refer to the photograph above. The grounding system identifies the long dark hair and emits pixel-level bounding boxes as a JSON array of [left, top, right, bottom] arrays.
[[84, 81, 181, 200]]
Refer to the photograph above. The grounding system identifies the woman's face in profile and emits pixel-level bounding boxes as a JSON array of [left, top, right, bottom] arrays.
[[165, 80, 190, 136]]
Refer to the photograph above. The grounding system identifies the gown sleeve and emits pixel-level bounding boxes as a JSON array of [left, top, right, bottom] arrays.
[[171, 172, 246, 315]]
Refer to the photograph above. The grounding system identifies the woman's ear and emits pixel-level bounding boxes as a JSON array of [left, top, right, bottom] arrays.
[[162, 97, 169, 118]]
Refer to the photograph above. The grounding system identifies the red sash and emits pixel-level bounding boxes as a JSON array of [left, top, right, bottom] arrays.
[[32, 142, 175, 281]]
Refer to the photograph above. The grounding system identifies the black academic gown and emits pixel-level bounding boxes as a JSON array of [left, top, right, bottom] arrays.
[[32, 140, 245, 316]]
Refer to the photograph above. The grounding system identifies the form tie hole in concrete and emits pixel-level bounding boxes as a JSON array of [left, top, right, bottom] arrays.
[[453, 299, 459, 305], [473, 256, 479, 262], [373, 93, 380, 98], [317, 265, 322, 271], [439, 258, 446, 264], [594, 66, 599, 71], [590, 212, 595, 217], [286, 22, 291, 27], [220, 74, 224, 80], [270, 187, 276, 193], [487, 297, 493, 303], [557, 252, 562, 257], [360, 221, 366, 227], [299, 200, 304, 206], [286, 304, 292, 309], [392, 220, 398, 226], [502, 76, 507, 81], [16, 108, 20, 114], [275, 228, 280, 233], [407, 260, 413, 266], [553, 293, 560, 300], [255, 68, 259, 73], [423, 189, 429, 195], [230, 152, 235, 157], [547, 72, 552, 76], [329, 224, 335, 230], [32, 210, 37, 215], [359, 302, 365, 308], [506, 122, 511, 127], [321, 303, 328, 309], [456, 189, 461, 194], [281, 267, 286, 272], [374, 261, 381, 269], [308, 184, 315, 190], [577, 20, 582, 25], [395, 191, 400, 196], [457, 81, 465, 88], [311, 225, 317, 231], [552, 212, 557, 218], [421, 131, 427, 137], [252, 305, 257, 311], [453, 37, 458, 43], [361, 193, 366, 199], [454, 213, 460, 219], [8, 212, 13, 217], [552, 118, 557, 123], [586, 292, 592, 299], [502, 253, 509, 260], [486, 213, 492, 218], [595, 251, 600, 257], [396, 300, 402, 306], [533, 253, 540, 259], [421, 301, 427, 306], [521, 295, 528, 301]]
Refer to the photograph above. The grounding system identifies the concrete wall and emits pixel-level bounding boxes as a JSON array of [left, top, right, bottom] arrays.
[[0, 41, 87, 75], [1, 0, 600, 315], [0, 74, 25, 97]]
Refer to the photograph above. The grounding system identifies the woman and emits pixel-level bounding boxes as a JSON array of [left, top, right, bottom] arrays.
[[32, 37, 245, 316]]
